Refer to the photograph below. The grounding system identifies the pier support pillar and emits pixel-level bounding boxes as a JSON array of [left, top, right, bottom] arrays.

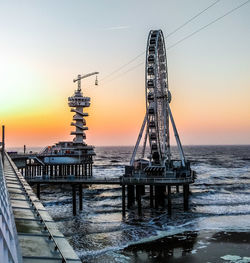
[[183, 184, 189, 211], [155, 186, 165, 208], [155, 186, 159, 209], [37, 183, 40, 199], [136, 185, 144, 200], [136, 185, 139, 201], [79, 184, 83, 211], [59, 165, 62, 177], [72, 184, 77, 216], [150, 185, 154, 208], [168, 185, 172, 214], [141, 185, 145, 196], [122, 185, 126, 217], [127, 185, 134, 208], [137, 186, 142, 216], [50, 165, 53, 177]]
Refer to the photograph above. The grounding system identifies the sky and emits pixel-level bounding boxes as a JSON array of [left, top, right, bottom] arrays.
[[0, 0, 250, 148]]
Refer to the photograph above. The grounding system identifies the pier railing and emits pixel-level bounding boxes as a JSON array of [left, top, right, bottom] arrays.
[[5, 152, 69, 263], [0, 152, 22, 263], [121, 176, 194, 184]]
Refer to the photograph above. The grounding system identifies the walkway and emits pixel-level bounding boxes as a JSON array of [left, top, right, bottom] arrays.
[[1, 152, 81, 263]]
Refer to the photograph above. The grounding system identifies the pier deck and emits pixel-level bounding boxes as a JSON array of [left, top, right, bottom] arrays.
[[1, 152, 81, 263], [25, 175, 194, 185]]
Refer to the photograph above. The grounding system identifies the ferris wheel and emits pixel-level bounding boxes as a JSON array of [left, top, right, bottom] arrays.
[[130, 29, 186, 168], [145, 30, 170, 164]]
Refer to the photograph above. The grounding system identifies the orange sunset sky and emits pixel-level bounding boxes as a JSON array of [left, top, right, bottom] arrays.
[[0, 0, 250, 148]]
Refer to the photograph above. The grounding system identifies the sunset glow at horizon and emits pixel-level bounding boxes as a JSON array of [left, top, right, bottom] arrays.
[[1, 0, 250, 148]]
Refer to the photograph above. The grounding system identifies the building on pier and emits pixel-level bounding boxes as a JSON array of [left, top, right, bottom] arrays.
[[13, 73, 99, 179]]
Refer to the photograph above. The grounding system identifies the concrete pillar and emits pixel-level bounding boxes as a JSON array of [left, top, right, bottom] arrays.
[[79, 184, 83, 211], [72, 184, 77, 216], [150, 185, 154, 208], [61, 165, 63, 177], [59, 165, 62, 177], [155, 186, 159, 209], [127, 185, 135, 208], [136, 185, 143, 201], [137, 186, 142, 216], [55, 165, 58, 177], [80, 164, 83, 176], [84, 164, 87, 176], [155, 186, 165, 208], [50, 165, 53, 177], [168, 185, 172, 214], [88, 164, 91, 176], [122, 185, 126, 217], [75, 165, 78, 177], [183, 184, 189, 211], [32, 166, 35, 178]]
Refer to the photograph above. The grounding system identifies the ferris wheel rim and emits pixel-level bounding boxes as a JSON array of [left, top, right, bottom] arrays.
[[145, 29, 169, 164]]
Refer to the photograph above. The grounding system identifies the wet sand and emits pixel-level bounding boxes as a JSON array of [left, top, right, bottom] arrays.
[[122, 231, 250, 263]]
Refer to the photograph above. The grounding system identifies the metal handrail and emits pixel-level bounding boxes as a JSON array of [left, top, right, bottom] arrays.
[[25, 175, 120, 182], [121, 177, 193, 184], [0, 152, 22, 263], [5, 152, 67, 263]]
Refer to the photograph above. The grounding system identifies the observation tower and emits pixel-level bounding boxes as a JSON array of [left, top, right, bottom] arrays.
[[68, 72, 98, 145]]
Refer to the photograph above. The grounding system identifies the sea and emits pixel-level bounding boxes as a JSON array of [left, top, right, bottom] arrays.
[[10, 145, 250, 262]]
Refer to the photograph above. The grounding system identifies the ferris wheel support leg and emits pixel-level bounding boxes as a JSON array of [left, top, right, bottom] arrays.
[[167, 104, 186, 167], [141, 129, 148, 159], [130, 114, 147, 166]]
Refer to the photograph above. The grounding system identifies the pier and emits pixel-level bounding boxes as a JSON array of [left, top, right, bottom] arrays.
[[9, 151, 195, 217]]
